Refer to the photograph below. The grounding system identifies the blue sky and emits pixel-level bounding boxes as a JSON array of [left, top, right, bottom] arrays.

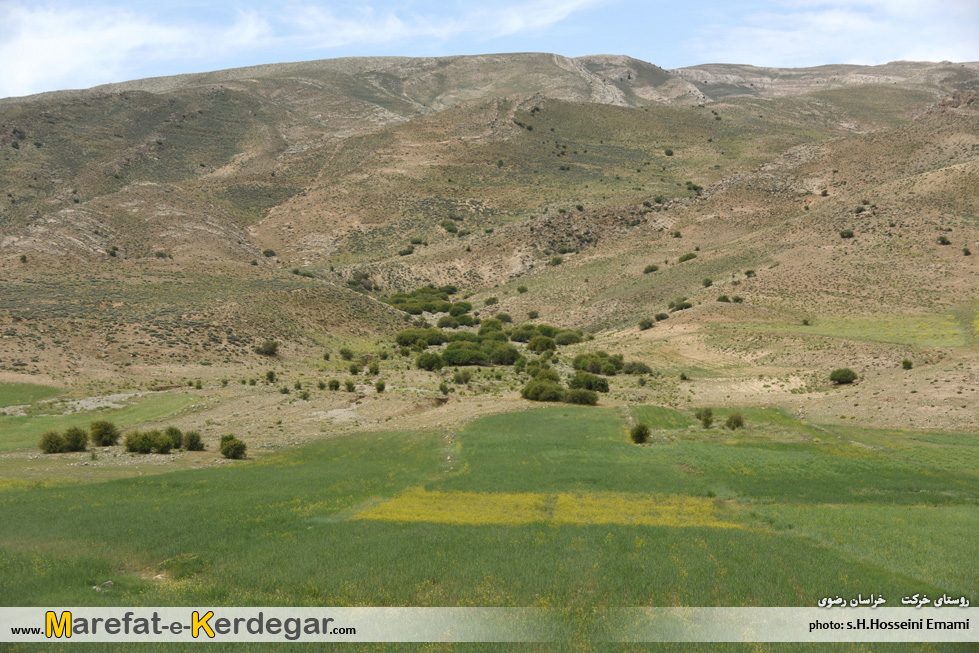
[[1, 0, 977, 98]]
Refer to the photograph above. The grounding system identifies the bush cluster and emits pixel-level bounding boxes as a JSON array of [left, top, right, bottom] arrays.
[[220, 434, 247, 459], [384, 285, 461, 315], [39, 420, 126, 453]]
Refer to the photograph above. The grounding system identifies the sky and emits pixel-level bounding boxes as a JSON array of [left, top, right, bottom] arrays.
[[1, 0, 977, 99]]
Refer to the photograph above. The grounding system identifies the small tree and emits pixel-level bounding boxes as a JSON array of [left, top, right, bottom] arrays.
[[39, 430, 68, 454], [153, 431, 173, 454], [90, 420, 120, 446], [696, 408, 714, 429], [630, 423, 650, 444], [183, 431, 205, 451], [725, 413, 744, 430], [63, 426, 89, 451], [565, 388, 598, 405], [830, 368, 857, 385], [164, 426, 183, 449], [368, 362, 380, 376], [124, 431, 154, 454], [255, 340, 279, 356], [220, 435, 247, 459]]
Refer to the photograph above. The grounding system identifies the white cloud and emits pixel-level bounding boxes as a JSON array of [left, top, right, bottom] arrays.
[[0, 0, 606, 98], [687, 0, 979, 67], [0, 4, 272, 97]]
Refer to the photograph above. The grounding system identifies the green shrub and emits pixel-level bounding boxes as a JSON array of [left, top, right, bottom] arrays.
[[902, 359, 913, 370], [153, 431, 173, 454], [442, 347, 489, 366], [496, 313, 513, 323], [554, 331, 582, 345], [339, 347, 355, 361], [695, 408, 713, 429], [521, 380, 565, 402], [484, 297, 498, 306], [328, 379, 340, 391], [569, 372, 609, 392], [125, 431, 155, 454], [164, 426, 183, 450], [643, 264, 659, 274], [725, 413, 745, 430], [349, 363, 359, 375], [566, 388, 598, 405], [830, 368, 857, 385], [527, 336, 556, 353], [262, 249, 276, 257], [255, 340, 279, 356], [490, 344, 520, 365], [840, 229, 854, 239], [549, 256, 563, 266], [454, 370, 473, 384], [638, 318, 653, 331], [395, 329, 446, 347], [344, 380, 356, 392], [622, 361, 652, 375], [717, 295, 730, 302], [369, 362, 380, 376], [89, 420, 120, 446], [534, 368, 561, 383], [318, 380, 327, 390], [654, 313, 668, 321], [536, 325, 560, 338], [39, 430, 68, 454], [439, 382, 449, 395], [375, 380, 386, 393], [63, 426, 89, 452], [630, 423, 650, 444], [527, 310, 540, 319], [183, 431, 205, 451], [678, 253, 697, 263], [937, 235, 951, 245], [517, 286, 528, 293], [416, 353, 443, 371], [963, 247, 971, 256], [266, 370, 276, 383], [220, 436, 247, 459], [664, 149, 673, 156]]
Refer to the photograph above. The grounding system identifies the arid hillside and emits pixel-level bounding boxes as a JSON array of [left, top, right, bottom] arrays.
[[1, 54, 977, 431]]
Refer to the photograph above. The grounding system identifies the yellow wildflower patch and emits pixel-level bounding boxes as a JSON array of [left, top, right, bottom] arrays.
[[354, 488, 548, 526], [354, 489, 742, 529], [552, 492, 739, 528]]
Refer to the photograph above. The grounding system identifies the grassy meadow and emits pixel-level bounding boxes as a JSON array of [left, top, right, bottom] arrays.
[[1, 406, 973, 620]]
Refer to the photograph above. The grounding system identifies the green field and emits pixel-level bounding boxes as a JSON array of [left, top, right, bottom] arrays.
[[757, 314, 972, 348], [0, 382, 62, 408], [0, 393, 196, 451], [1, 406, 974, 631]]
